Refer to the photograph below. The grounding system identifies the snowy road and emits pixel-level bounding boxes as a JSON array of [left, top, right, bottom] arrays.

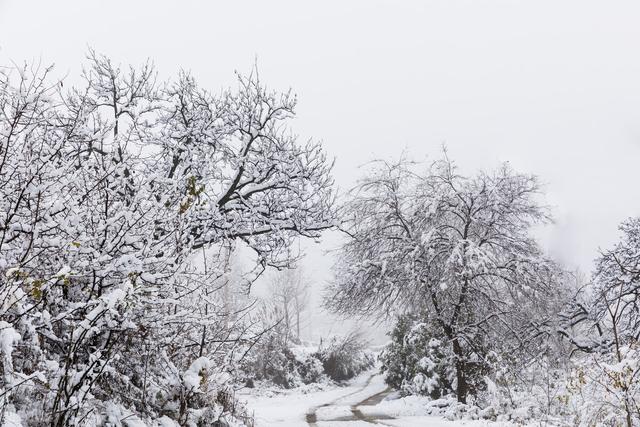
[[305, 372, 393, 426], [242, 371, 504, 427]]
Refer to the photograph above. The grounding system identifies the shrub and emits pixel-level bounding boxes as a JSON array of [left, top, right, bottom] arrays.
[[291, 347, 326, 384], [241, 328, 299, 388], [240, 328, 374, 388], [381, 314, 489, 399], [240, 325, 328, 388], [316, 332, 374, 382]]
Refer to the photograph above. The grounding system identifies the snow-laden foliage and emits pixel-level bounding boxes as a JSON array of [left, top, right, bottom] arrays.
[[327, 157, 569, 403], [469, 218, 640, 425], [239, 333, 325, 390], [382, 314, 460, 399], [238, 302, 309, 389], [239, 321, 371, 388], [563, 344, 639, 426], [377, 214, 640, 425], [238, 272, 371, 389], [315, 332, 374, 382], [593, 217, 640, 345], [0, 54, 335, 426], [568, 217, 640, 426]]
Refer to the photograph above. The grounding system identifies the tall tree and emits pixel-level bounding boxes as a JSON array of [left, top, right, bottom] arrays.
[[326, 156, 565, 403], [267, 267, 311, 342]]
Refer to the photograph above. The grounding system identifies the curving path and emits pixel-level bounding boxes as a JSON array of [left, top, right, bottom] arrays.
[[305, 373, 394, 426], [243, 369, 486, 426]]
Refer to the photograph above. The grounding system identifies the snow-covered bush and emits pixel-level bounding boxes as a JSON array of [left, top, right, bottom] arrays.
[[563, 217, 640, 426], [464, 216, 640, 425], [292, 348, 326, 385], [315, 332, 374, 382], [558, 347, 640, 426], [239, 334, 326, 389], [240, 330, 374, 388], [458, 348, 640, 425], [381, 315, 453, 398], [381, 314, 491, 400], [240, 325, 299, 388]]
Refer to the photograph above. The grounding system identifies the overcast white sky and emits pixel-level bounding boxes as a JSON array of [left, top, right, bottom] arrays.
[[2, 0, 640, 340]]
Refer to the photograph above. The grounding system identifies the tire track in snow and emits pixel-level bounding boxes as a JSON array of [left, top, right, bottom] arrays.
[[349, 385, 394, 425], [306, 373, 394, 426], [305, 373, 377, 426]]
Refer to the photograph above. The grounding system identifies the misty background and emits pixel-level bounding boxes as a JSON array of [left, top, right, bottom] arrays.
[[2, 0, 639, 343]]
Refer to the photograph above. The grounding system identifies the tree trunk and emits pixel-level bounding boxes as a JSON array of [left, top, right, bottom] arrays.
[[283, 300, 290, 344], [452, 338, 468, 404]]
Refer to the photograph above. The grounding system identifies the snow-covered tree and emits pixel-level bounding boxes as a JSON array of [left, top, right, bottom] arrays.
[[326, 156, 567, 403], [593, 218, 640, 345], [267, 267, 310, 342], [0, 53, 335, 425], [581, 217, 640, 426]]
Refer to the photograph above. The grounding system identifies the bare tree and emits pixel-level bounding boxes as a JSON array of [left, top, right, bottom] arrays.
[[267, 267, 311, 342], [326, 155, 566, 403]]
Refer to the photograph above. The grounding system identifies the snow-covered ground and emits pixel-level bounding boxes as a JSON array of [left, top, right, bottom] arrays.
[[240, 370, 515, 427]]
